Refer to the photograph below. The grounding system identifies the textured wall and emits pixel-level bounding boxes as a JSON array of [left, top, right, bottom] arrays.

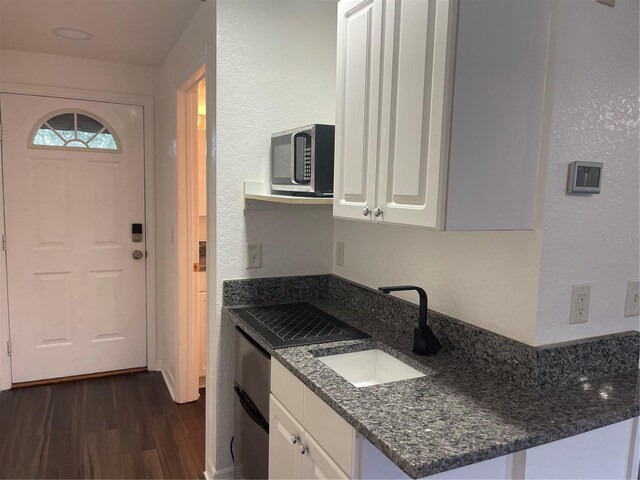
[[215, 0, 337, 471], [152, 2, 218, 476], [535, 0, 640, 344], [334, 221, 542, 345], [0, 49, 160, 95]]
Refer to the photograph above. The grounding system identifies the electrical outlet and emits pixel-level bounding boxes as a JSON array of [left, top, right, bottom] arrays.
[[336, 242, 345, 267], [624, 280, 639, 317], [570, 283, 591, 324], [246, 243, 262, 269]]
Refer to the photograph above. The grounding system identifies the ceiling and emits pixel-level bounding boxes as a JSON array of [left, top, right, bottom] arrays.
[[0, 0, 203, 66]]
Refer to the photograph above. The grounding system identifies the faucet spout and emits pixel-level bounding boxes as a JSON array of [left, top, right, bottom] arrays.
[[378, 285, 442, 356]]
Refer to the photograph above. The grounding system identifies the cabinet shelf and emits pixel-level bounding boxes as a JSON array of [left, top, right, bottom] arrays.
[[243, 181, 333, 209]]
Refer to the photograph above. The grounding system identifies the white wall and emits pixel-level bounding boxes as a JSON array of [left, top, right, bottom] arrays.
[[334, 222, 542, 345], [0, 49, 160, 390], [215, 0, 337, 471], [151, 1, 217, 477], [535, 0, 640, 344], [0, 49, 160, 95]]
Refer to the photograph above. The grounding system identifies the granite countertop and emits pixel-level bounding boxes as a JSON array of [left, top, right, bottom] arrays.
[[224, 299, 639, 478]]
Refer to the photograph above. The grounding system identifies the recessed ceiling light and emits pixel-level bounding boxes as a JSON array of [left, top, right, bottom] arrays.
[[51, 27, 94, 41]]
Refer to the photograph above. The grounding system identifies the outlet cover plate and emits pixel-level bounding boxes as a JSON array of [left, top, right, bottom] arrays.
[[624, 280, 639, 317], [570, 283, 591, 324], [246, 243, 262, 269]]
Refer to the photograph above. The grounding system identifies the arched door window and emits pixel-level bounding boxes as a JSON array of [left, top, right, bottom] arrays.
[[30, 110, 121, 153]]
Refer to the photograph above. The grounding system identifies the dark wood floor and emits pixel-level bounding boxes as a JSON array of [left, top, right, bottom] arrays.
[[0, 371, 205, 479]]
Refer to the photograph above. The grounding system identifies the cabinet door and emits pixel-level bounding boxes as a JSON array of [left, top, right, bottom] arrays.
[[302, 432, 350, 480], [376, 0, 457, 229], [269, 395, 304, 480], [333, 0, 384, 221]]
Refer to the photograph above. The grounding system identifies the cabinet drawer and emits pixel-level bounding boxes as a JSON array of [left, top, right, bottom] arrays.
[[304, 387, 356, 476], [271, 359, 305, 423]]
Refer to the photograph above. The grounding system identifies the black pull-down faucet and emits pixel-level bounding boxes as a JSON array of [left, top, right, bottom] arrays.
[[378, 285, 442, 356]]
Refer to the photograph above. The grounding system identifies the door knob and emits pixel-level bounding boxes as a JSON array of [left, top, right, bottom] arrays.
[[132, 250, 144, 260], [290, 434, 299, 444], [373, 207, 383, 218], [299, 444, 308, 455], [362, 207, 371, 217]]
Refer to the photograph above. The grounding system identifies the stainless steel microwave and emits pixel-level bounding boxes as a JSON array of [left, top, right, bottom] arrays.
[[270, 124, 335, 197]]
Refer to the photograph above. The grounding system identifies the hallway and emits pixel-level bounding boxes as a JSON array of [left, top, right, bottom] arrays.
[[0, 372, 205, 479]]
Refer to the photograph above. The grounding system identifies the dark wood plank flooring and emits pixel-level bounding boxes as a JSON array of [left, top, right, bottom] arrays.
[[0, 371, 205, 479]]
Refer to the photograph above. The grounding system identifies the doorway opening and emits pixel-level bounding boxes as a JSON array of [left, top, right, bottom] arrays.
[[177, 66, 207, 404]]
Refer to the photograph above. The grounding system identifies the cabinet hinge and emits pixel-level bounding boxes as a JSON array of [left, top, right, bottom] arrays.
[[193, 262, 201, 272], [2, 234, 6, 252], [6, 340, 11, 357]]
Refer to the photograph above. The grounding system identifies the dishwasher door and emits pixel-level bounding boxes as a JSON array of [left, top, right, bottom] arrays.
[[234, 327, 270, 479]]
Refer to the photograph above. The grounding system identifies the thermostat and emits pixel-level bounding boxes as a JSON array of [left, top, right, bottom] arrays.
[[567, 161, 603, 194]]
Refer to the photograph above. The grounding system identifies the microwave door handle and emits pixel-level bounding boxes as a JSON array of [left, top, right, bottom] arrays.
[[290, 133, 297, 185]]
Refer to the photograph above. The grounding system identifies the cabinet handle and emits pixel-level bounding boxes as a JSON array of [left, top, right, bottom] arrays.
[[362, 207, 371, 217], [290, 434, 299, 444], [299, 444, 308, 455], [373, 207, 383, 218]]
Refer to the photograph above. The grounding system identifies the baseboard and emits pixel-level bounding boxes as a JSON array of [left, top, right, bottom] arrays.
[[160, 363, 177, 402], [211, 466, 235, 479]]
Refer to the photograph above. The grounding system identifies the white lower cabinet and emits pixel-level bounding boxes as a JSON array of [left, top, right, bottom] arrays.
[[269, 395, 305, 480], [270, 360, 359, 479], [303, 429, 351, 480], [270, 359, 639, 480], [361, 418, 640, 480]]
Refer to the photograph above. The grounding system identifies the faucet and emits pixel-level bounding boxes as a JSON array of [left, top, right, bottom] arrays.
[[378, 285, 442, 356]]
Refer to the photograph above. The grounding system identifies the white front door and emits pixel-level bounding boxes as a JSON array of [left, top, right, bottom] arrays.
[[0, 93, 147, 383]]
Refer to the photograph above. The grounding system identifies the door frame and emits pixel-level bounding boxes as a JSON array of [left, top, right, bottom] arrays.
[[0, 82, 157, 390], [176, 59, 206, 404]]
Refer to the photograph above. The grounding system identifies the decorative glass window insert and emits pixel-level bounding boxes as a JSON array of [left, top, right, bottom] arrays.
[[31, 111, 120, 152]]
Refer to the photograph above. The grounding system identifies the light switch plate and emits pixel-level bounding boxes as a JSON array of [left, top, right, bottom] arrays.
[[570, 283, 590, 324], [624, 280, 639, 317], [336, 242, 345, 267], [246, 243, 262, 269]]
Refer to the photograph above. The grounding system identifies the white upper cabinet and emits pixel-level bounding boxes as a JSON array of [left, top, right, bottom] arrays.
[[333, 0, 384, 221], [334, 0, 550, 230], [376, 0, 457, 228]]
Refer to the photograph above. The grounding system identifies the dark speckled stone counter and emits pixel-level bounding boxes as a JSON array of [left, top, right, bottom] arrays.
[[224, 297, 639, 478]]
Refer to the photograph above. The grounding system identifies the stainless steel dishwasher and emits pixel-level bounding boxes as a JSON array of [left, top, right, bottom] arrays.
[[233, 326, 270, 479]]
